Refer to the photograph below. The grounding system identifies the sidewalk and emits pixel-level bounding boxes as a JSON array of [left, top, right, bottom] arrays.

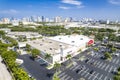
[[0, 56, 12, 80]]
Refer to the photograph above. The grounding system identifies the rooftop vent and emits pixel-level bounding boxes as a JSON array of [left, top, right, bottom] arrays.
[[80, 38, 83, 40], [50, 48, 52, 50], [71, 41, 75, 43], [59, 38, 61, 40]]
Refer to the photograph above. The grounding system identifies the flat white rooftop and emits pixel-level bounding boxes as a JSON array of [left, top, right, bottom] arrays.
[[49, 35, 92, 47], [27, 38, 72, 56], [7, 32, 41, 39]]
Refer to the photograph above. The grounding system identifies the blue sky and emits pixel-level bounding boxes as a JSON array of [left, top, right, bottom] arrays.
[[0, 0, 120, 20]]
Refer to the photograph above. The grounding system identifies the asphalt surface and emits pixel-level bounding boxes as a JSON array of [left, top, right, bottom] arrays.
[[18, 54, 54, 80], [58, 44, 120, 80], [17, 42, 120, 80]]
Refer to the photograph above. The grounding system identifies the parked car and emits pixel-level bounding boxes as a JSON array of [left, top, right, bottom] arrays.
[[89, 70, 94, 74], [85, 59, 89, 63]]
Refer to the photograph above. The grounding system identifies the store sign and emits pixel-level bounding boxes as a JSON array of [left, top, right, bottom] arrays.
[[88, 40, 94, 45]]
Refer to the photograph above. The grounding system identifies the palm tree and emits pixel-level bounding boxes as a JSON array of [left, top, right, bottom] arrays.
[[66, 54, 72, 64], [45, 53, 52, 63], [53, 62, 61, 73]]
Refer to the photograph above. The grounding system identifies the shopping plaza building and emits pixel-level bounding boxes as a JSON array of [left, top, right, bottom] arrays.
[[27, 35, 94, 64]]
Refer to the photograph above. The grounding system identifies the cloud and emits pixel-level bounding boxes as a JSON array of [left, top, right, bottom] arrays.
[[0, 9, 19, 14], [61, 0, 82, 6], [77, 5, 85, 8], [109, 0, 120, 5], [59, 6, 70, 9]]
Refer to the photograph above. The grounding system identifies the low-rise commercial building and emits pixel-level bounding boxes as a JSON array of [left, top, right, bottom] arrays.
[[27, 35, 94, 64], [6, 32, 42, 40]]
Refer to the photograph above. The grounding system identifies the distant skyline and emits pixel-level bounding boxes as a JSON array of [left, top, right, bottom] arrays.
[[0, 0, 120, 20]]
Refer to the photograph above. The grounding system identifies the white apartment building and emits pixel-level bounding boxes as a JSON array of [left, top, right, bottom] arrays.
[[54, 16, 62, 23]]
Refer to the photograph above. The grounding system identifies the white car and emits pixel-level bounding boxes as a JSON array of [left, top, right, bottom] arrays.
[[114, 53, 119, 57]]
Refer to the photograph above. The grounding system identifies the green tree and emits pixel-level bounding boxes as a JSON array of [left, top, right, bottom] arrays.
[[53, 73, 60, 80], [66, 54, 73, 65], [45, 53, 52, 63], [31, 49, 40, 58], [114, 75, 120, 80], [104, 52, 112, 60], [53, 62, 61, 73], [0, 30, 5, 36], [118, 67, 120, 71], [94, 48, 99, 52], [26, 44, 31, 53]]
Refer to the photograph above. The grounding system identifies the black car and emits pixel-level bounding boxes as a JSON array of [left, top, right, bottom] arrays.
[[76, 69, 81, 73], [85, 59, 89, 63], [89, 70, 94, 74]]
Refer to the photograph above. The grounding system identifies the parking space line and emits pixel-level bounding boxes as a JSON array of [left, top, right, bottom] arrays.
[[69, 65, 75, 70], [116, 59, 119, 64], [88, 74, 93, 80], [59, 72, 65, 78], [84, 72, 89, 78], [88, 71, 96, 80], [101, 63, 106, 69], [114, 58, 118, 64], [70, 78, 74, 80], [98, 62, 103, 68], [98, 74, 103, 80], [89, 58, 93, 62], [93, 73, 99, 80], [61, 74, 68, 80], [104, 76, 107, 80], [78, 68, 84, 74], [65, 76, 71, 80], [105, 65, 110, 71], [109, 66, 113, 73], [95, 60, 98, 64], [97, 54, 101, 58], [95, 61, 100, 67], [81, 68, 89, 76], [72, 65, 80, 71], [94, 54, 97, 57], [112, 58, 117, 63]]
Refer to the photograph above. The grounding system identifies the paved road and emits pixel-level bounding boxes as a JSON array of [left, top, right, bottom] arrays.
[[0, 56, 12, 80]]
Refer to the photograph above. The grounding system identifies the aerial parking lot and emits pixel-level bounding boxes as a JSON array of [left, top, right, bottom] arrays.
[[58, 44, 120, 80], [17, 42, 120, 80]]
